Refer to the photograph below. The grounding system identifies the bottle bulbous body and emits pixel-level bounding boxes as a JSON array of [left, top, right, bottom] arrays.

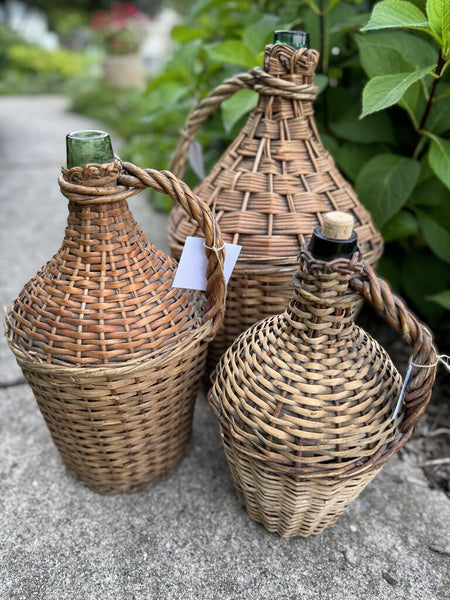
[[209, 251, 403, 537], [168, 43, 383, 375], [6, 160, 219, 493]]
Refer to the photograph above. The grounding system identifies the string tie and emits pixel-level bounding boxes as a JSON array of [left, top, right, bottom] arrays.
[[392, 354, 450, 421], [203, 192, 227, 309]]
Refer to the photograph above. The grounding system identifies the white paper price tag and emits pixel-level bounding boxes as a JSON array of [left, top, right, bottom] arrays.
[[172, 236, 241, 291]]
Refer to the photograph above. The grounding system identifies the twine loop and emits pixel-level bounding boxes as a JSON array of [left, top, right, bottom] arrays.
[[59, 158, 139, 205], [392, 354, 450, 421], [203, 192, 227, 310], [248, 66, 318, 100], [169, 46, 320, 178]]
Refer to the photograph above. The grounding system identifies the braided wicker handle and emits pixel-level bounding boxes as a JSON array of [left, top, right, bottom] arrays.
[[170, 70, 256, 178], [118, 162, 226, 337], [350, 263, 437, 434], [169, 64, 318, 179]]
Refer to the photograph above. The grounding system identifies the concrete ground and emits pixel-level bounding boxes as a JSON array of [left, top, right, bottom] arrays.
[[0, 96, 449, 600]]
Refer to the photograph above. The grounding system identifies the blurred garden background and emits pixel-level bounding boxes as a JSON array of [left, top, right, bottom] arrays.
[[1, 0, 449, 336]]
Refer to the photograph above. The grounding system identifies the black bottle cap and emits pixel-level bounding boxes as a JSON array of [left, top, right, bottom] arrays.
[[308, 212, 358, 261]]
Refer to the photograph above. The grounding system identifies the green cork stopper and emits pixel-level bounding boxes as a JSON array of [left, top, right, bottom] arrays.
[[66, 130, 115, 169], [273, 30, 310, 49]]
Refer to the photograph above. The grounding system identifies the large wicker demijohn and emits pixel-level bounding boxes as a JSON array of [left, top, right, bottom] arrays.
[[208, 212, 437, 538], [5, 131, 225, 494], [168, 31, 384, 373]]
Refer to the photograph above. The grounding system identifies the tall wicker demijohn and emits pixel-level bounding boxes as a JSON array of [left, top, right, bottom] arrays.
[[5, 131, 226, 493], [208, 212, 437, 538], [168, 31, 384, 374]]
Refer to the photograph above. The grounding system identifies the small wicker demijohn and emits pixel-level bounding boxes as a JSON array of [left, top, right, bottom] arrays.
[[168, 31, 384, 373], [5, 131, 226, 494], [208, 212, 437, 538]]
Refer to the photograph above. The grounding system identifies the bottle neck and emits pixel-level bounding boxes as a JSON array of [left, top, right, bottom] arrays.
[[253, 43, 319, 125], [66, 130, 114, 169], [285, 251, 361, 339], [64, 197, 137, 253], [60, 160, 141, 255], [308, 226, 358, 261], [273, 30, 310, 50], [264, 43, 318, 84]]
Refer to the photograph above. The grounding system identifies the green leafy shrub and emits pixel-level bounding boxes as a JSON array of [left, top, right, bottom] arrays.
[[70, 0, 449, 330], [0, 26, 87, 93], [0, 25, 23, 68], [7, 44, 84, 77], [355, 0, 450, 328]]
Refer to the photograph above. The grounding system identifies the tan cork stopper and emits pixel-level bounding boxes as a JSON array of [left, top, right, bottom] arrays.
[[322, 211, 354, 240]]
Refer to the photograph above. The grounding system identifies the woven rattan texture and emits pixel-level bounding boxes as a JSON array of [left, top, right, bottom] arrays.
[[208, 251, 437, 536], [6, 160, 226, 492], [210, 258, 403, 473], [222, 437, 381, 537], [168, 44, 383, 372], [14, 340, 207, 493], [8, 161, 205, 366]]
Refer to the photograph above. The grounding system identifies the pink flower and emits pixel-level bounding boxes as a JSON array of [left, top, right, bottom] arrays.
[[90, 2, 148, 54], [122, 3, 139, 17]]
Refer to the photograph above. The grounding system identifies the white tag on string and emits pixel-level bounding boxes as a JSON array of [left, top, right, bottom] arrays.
[[391, 353, 450, 422], [188, 140, 205, 180], [172, 236, 241, 291], [392, 362, 413, 422]]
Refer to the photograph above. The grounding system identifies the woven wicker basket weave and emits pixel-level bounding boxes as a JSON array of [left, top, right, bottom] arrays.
[[5, 159, 225, 493], [168, 43, 384, 373], [208, 250, 436, 537]]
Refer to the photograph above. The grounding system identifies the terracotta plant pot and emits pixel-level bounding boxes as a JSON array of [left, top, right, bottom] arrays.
[[103, 53, 146, 89]]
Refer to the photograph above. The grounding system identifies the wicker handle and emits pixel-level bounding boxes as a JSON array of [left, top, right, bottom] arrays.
[[169, 66, 318, 179], [118, 162, 226, 337], [350, 263, 437, 433], [169, 71, 255, 178]]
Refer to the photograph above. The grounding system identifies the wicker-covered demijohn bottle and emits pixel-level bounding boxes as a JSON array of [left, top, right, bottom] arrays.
[[5, 130, 225, 493], [208, 211, 436, 538], [168, 30, 384, 372]]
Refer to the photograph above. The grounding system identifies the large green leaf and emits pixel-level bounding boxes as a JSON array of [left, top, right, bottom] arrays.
[[399, 80, 427, 121], [327, 1, 361, 33], [362, 0, 429, 30], [207, 40, 257, 68], [355, 31, 437, 77], [330, 11, 372, 34], [416, 210, 450, 262], [330, 110, 395, 144], [426, 83, 450, 135], [358, 40, 412, 77], [381, 210, 419, 241], [426, 0, 450, 38], [356, 31, 435, 123], [221, 88, 258, 133], [242, 14, 280, 55], [428, 135, 450, 188], [336, 142, 389, 181], [171, 25, 205, 43], [402, 248, 449, 321], [361, 65, 434, 117], [427, 289, 450, 309], [355, 153, 420, 227], [410, 175, 449, 206], [444, 28, 450, 59]]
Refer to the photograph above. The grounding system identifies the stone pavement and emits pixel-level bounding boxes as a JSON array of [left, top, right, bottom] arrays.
[[0, 96, 449, 600]]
